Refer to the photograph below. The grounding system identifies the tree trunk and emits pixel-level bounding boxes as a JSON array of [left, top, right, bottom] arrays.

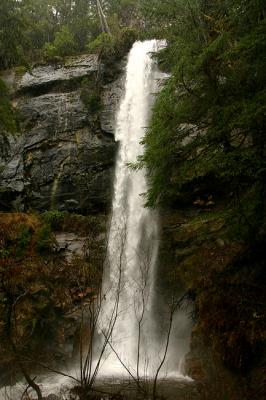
[[96, 0, 111, 34]]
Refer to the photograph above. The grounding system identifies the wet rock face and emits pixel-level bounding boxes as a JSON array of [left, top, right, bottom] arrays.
[[0, 55, 122, 213], [101, 75, 125, 133], [184, 329, 249, 400]]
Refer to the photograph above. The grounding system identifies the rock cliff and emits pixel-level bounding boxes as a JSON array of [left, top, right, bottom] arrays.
[[0, 54, 124, 213]]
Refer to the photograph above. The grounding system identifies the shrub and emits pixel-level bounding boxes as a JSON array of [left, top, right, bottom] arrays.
[[14, 66, 28, 77], [41, 210, 67, 231], [43, 26, 76, 59], [119, 27, 138, 51], [87, 32, 115, 56], [86, 28, 138, 60], [80, 87, 102, 114], [17, 225, 33, 254], [0, 248, 9, 259]]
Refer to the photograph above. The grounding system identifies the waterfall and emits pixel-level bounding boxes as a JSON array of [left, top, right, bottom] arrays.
[[98, 40, 166, 376]]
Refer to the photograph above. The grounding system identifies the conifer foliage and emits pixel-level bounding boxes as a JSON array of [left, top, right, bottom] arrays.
[[139, 0, 266, 235]]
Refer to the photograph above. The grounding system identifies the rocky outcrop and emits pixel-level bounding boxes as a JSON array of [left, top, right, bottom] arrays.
[[2, 54, 99, 94], [55, 232, 89, 261], [0, 54, 123, 213], [159, 204, 265, 400]]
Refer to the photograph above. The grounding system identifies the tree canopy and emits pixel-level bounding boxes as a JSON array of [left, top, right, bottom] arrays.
[[0, 0, 141, 69], [137, 0, 266, 237]]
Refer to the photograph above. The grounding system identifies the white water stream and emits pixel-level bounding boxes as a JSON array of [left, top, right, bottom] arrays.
[[97, 40, 192, 380], [98, 40, 165, 376]]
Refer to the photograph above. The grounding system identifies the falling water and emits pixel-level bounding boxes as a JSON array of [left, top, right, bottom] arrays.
[[98, 40, 167, 376]]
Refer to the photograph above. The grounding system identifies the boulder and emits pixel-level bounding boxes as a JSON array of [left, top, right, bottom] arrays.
[[55, 232, 88, 261]]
